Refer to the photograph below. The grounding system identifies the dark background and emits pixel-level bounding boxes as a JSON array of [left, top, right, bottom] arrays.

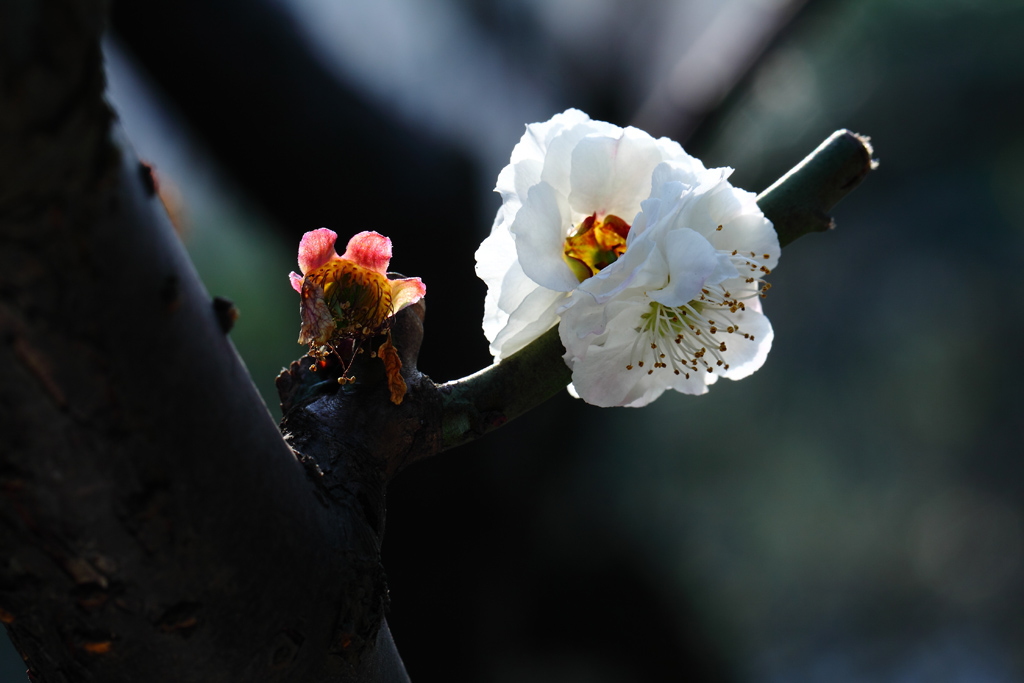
[[5, 0, 1024, 680]]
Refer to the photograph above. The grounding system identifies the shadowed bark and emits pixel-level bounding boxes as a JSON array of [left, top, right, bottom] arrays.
[[0, 2, 410, 680]]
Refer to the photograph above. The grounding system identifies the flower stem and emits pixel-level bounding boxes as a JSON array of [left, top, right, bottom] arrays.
[[757, 129, 877, 248], [438, 326, 570, 450], [440, 129, 875, 449]]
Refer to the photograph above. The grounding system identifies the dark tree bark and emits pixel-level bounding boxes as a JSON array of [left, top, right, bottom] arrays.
[[0, 2, 414, 680]]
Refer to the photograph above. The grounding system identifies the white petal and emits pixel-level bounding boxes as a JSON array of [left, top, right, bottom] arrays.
[[648, 160, 721, 201], [648, 229, 721, 307], [536, 118, 620, 198], [567, 129, 666, 220], [511, 182, 580, 292], [491, 285, 566, 360], [704, 184, 781, 269], [576, 232, 667, 305], [563, 302, 687, 407], [511, 108, 593, 166], [718, 307, 774, 380], [476, 213, 542, 346]]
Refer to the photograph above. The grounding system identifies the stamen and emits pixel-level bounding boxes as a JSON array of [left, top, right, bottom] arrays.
[[622, 243, 773, 381]]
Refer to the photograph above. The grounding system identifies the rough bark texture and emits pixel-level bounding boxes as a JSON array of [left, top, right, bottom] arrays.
[[0, 2, 414, 680]]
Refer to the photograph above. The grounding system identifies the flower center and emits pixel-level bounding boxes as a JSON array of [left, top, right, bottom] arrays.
[[307, 259, 393, 338], [562, 213, 630, 282], [625, 250, 773, 379]]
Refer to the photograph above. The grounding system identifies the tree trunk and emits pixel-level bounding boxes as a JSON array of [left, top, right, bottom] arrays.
[[1, 2, 417, 680]]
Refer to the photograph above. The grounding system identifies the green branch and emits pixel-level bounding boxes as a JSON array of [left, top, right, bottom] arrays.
[[438, 130, 876, 450], [438, 326, 570, 451], [757, 129, 877, 248]]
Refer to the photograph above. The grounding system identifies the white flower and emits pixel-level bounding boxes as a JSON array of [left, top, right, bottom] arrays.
[[475, 109, 710, 361], [476, 109, 779, 407], [559, 163, 780, 407]]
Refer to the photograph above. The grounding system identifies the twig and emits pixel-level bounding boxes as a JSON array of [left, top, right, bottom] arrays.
[[437, 129, 876, 450]]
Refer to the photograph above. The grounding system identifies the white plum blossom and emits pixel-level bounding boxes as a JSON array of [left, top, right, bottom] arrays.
[[476, 109, 779, 407], [559, 163, 780, 407], [476, 108, 710, 360]]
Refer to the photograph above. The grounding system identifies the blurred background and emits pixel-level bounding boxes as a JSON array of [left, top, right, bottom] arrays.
[[5, 0, 1024, 680]]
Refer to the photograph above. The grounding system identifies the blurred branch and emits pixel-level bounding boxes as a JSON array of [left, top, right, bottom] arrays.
[[435, 129, 876, 450], [632, 0, 812, 140]]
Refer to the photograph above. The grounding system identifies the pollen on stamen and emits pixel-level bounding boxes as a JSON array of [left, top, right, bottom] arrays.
[[716, 225, 723, 231], [626, 364, 633, 370]]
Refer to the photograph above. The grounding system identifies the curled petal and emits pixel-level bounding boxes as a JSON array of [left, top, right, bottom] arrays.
[[512, 182, 579, 292], [390, 276, 426, 314], [341, 231, 392, 275], [378, 334, 407, 405], [289, 271, 303, 293], [297, 280, 336, 346], [647, 228, 721, 308], [489, 285, 564, 360], [297, 228, 341, 275]]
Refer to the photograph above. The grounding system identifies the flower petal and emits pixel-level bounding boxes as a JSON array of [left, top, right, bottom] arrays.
[[378, 334, 407, 405], [390, 276, 426, 313], [718, 306, 774, 380], [298, 228, 340, 275], [538, 117, 620, 199], [511, 182, 580, 292], [289, 271, 304, 293], [297, 280, 336, 346], [489, 285, 565, 361], [567, 129, 665, 220], [576, 230, 666, 305], [704, 184, 780, 270], [564, 303, 678, 408], [341, 231, 392, 275], [648, 228, 732, 308]]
